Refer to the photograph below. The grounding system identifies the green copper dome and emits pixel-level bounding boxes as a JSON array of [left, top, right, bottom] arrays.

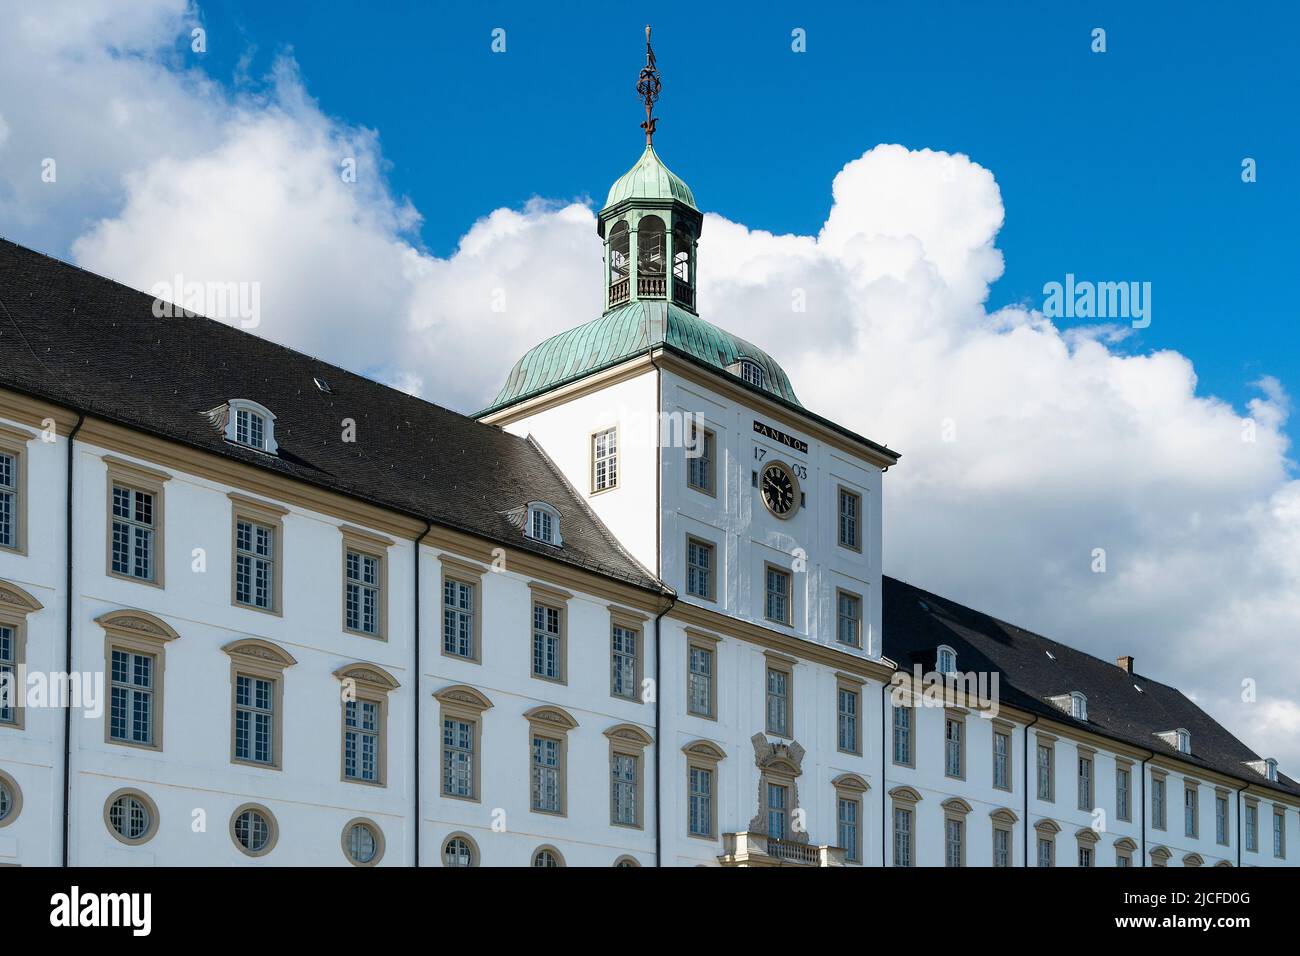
[[603, 145, 697, 211], [480, 300, 801, 416]]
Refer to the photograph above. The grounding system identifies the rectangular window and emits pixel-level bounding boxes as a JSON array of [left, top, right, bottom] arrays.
[[0, 450, 17, 551], [687, 425, 715, 495], [1078, 755, 1093, 811], [1037, 743, 1054, 801], [764, 565, 791, 625], [343, 698, 380, 783], [234, 673, 275, 765], [442, 717, 475, 798], [993, 731, 1010, 790], [1273, 808, 1285, 858], [235, 408, 265, 450], [836, 589, 862, 648], [1117, 767, 1131, 821], [0, 625, 16, 726], [838, 487, 861, 550], [1184, 786, 1198, 838], [531, 602, 563, 681], [944, 718, 963, 778], [530, 735, 562, 814], [344, 548, 381, 636], [687, 642, 714, 718], [1078, 845, 1093, 867], [688, 766, 713, 838], [893, 706, 912, 765], [1117, 853, 1132, 867], [611, 624, 639, 700], [111, 485, 156, 582], [993, 828, 1010, 867], [109, 648, 154, 745], [611, 753, 639, 827], [686, 537, 714, 600], [442, 578, 475, 659], [893, 807, 913, 867], [1037, 837, 1053, 867], [1216, 795, 1228, 846], [838, 797, 860, 864], [945, 818, 963, 868], [766, 782, 788, 840], [592, 427, 618, 492], [837, 685, 859, 754], [234, 518, 275, 610], [765, 664, 791, 737], [1245, 804, 1258, 852], [1152, 776, 1166, 830]]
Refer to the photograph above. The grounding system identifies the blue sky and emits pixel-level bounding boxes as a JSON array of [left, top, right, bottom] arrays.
[[189, 0, 1300, 445]]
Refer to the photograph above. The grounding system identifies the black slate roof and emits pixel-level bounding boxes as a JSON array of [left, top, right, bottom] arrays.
[[883, 575, 1300, 799], [0, 238, 661, 593]]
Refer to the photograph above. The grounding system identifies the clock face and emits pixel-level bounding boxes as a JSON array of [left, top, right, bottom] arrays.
[[760, 462, 798, 518]]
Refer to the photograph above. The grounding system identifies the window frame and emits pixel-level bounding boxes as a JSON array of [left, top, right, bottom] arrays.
[[764, 652, 794, 739], [528, 582, 571, 685], [763, 562, 792, 627], [835, 587, 863, 648], [685, 629, 719, 720], [1244, 799, 1258, 853], [1184, 781, 1199, 839], [105, 456, 170, 589], [531, 845, 566, 868], [224, 399, 278, 454], [103, 787, 160, 846], [99, 610, 179, 752], [605, 723, 652, 830], [943, 708, 966, 781], [609, 607, 647, 702], [1151, 770, 1167, 831], [991, 808, 1017, 867], [889, 786, 922, 867], [340, 817, 386, 867], [892, 701, 914, 768], [335, 664, 398, 787], [991, 721, 1013, 792], [434, 684, 492, 803], [0, 424, 35, 556], [229, 802, 279, 858], [836, 674, 864, 756], [439, 555, 485, 663], [1215, 789, 1229, 846], [0, 767, 22, 829], [223, 638, 296, 771], [1036, 733, 1056, 803], [1116, 759, 1133, 822], [1273, 806, 1286, 859], [685, 535, 716, 601], [686, 423, 716, 497], [1034, 819, 1059, 867], [441, 831, 480, 868], [525, 706, 577, 818], [524, 501, 562, 546], [340, 527, 391, 640], [229, 493, 287, 615], [942, 798, 971, 868], [590, 426, 619, 495], [833, 774, 869, 865], [0, 581, 43, 732], [1077, 747, 1095, 812], [683, 740, 726, 840], [837, 485, 862, 552]]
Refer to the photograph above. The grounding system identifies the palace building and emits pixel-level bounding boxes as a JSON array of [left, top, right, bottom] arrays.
[[0, 32, 1296, 868]]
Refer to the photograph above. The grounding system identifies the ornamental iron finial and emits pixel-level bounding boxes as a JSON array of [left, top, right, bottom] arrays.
[[637, 25, 661, 146]]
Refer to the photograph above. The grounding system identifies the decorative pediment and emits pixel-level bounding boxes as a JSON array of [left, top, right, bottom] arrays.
[[95, 609, 178, 642], [942, 797, 973, 815], [524, 705, 578, 732], [334, 662, 400, 692], [1113, 837, 1137, 851], [1075, 827, 1100, 844], [1033, 818, 1061, 835], [751, 733, 805, 775], [1149, 845, 1171, 862], [604, 723, 653, 748], [832, 773, 870, 794], [0, 581, 44, 616], [888, 785, 923, 804], [222, 638, 297, 668], [682, 739, 726, 762], [433, 684, 493, 712], [990, 807, 1019, 825], [1182, 852, 1204, 867]]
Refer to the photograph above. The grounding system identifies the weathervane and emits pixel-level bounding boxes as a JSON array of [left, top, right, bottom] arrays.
[[637, 25, 662, 146]]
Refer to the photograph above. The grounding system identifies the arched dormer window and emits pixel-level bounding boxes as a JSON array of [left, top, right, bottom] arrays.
[[936, 645, 957, 676], [525, 502, 562, 547], [1266, 758, 1278, 782], [225, 399, 277, 454], [608, 221, 630, 307], [1070, 692, 1088, 721], [637, 215, 666, 297], [1176, 728, 1191, 754]]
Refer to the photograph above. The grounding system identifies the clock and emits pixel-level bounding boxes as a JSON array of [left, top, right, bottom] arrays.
[[760, 461, 799, 518]]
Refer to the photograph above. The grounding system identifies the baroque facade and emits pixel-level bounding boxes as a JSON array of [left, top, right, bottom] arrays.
[[0, 55, 1296, 868]]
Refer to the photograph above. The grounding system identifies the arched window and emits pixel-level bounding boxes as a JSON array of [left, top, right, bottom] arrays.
[[221, 399, 278, 454], [937, 645, 957, 675], [442, 833, 479, 867], [531, 845, 565, 867], [525, 501, 562, 546], [341, 818, 385, 867], [608, 222, 630, 306], [637, 216, 666, 297], [1070, 692, 1088, 721]]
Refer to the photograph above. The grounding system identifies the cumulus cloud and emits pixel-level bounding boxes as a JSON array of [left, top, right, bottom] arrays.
[[4, 2, 1299, 771]]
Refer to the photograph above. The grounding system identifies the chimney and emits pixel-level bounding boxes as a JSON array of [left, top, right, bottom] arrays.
[[1116, 655, 1135, 674]]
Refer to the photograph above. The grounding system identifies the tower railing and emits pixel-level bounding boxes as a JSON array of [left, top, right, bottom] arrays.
[[637, 274, 666, 298], [609, 277, 630, 306], [672, 283, 694, 309]]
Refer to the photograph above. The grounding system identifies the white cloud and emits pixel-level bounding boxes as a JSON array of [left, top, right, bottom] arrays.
[[6, 2, 1300, 773]]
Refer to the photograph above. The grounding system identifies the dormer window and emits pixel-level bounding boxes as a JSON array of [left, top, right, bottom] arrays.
[[736, 359, 765, 389], [1267, 758, 1279, 782], [525, 502, 562, 547], [223, 400, 278, 454], [1176, 729, 1191, 754], [936, 645, 957, 676], [1070, 692, 1088, 721]]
